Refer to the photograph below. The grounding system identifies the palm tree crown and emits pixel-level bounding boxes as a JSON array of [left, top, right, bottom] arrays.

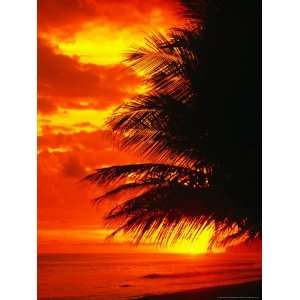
[[85, 0, 261, 248]]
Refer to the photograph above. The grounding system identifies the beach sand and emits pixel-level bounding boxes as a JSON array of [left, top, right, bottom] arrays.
[[138, 280, 261, 300]]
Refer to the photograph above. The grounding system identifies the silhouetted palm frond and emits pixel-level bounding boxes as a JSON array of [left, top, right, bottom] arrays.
[[102, 184, 259, 248], [85, 0, 261, 249], [86, 163, 210, 189], [85, 162, 259, 248], [107, 94, 209, 165], [125, 29, 203, 103]]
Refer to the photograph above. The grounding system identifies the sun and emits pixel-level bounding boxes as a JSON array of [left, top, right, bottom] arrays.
[[162, 227, 221, 255]]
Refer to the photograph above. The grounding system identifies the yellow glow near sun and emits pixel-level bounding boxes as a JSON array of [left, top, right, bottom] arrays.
[[164, 228, 217, 255], [112, 220, 227, 255]]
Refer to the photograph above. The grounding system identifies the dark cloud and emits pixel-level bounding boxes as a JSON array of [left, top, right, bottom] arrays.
[[62, 155, 86, 177]]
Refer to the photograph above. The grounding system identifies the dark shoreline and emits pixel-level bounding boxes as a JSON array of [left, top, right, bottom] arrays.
[[137, 280, 262, 300]]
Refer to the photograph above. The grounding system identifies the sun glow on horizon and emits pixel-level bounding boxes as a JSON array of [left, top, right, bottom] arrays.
[[163, 229, 219, 255], [38, 230, 234, 255], [38, 228, 221, 255]]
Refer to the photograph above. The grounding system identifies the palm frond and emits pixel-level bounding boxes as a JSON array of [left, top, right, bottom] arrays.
[[85, 163, 260, 248], [180, 0, 208, 23], [125, 30, 202, 103], [92, 182, 157, 204], [85, 0, 261, 249], [85, 163, 210, 188], [107, 93, 210, 165], [103, 184, 258, 248]]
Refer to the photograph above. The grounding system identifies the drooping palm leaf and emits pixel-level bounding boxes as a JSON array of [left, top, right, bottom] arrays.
[[85, 163, 259, 247], [102, 183, 259, 248], [85, 0, 261, 248]]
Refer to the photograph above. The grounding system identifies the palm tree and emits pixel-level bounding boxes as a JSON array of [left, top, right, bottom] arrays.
[[85, 0, 261, 248]]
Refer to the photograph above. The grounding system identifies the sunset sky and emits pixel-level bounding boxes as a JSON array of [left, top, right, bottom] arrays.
[[38, 0, 189, 253], [38, 0, 258, 255]]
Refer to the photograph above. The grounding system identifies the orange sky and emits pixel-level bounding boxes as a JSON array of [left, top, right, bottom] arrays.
[[37, 0, 190, 253], [38, 0, 259, 255]]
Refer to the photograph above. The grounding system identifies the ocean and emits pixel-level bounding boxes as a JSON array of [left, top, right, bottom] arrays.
[[38, 252, 261, 300]]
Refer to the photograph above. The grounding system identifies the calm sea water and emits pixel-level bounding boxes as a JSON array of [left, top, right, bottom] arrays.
[[38, 252, 261, 300]]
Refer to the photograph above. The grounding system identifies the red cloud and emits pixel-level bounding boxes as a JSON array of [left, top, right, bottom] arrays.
[[38, 130, 142, 231], [38, 130, 141, 176], [38, 0, 182, 38], [38, 39, 141, 114]]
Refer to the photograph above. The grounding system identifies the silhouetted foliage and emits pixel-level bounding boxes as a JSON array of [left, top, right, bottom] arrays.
[[85, 0, 261, 248]]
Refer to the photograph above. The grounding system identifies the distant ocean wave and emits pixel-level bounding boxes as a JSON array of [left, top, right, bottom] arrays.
[[38, 253, 261, 300], [141, 267, 261, 280]]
